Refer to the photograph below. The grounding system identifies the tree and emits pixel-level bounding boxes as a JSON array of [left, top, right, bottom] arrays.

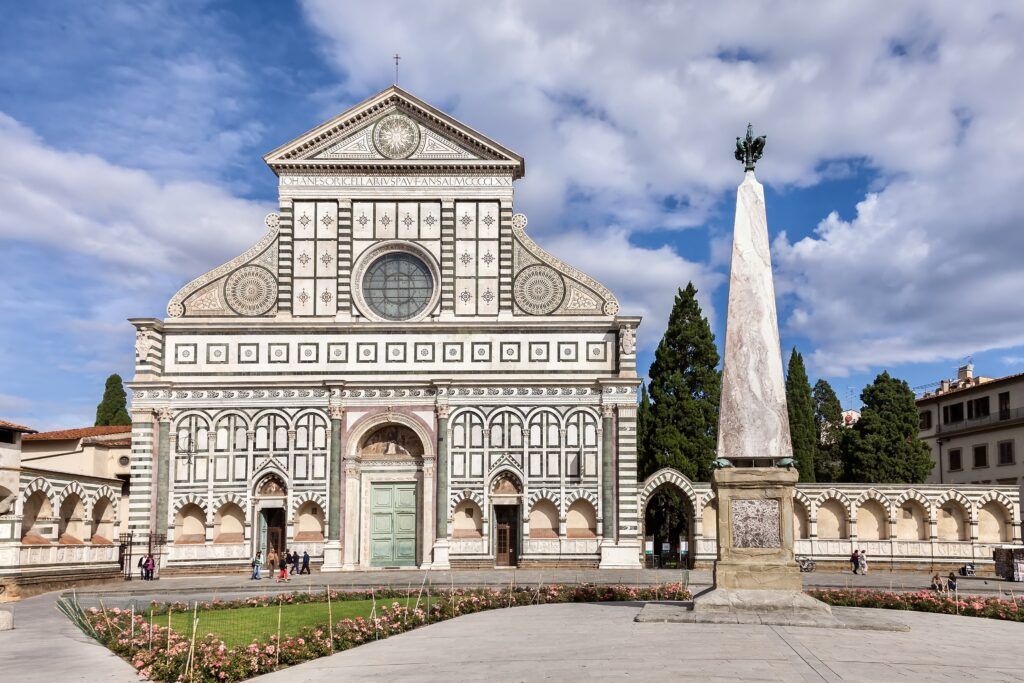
[[812, 379, 846, 482], [847, 371, 934, 483], [637, 383, 655, 479], [646, 283, 721, 481], [95, 373, 131, 426], [785, 349, 816, 482]]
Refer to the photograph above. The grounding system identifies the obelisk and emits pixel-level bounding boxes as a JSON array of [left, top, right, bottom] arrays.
[[693, 125, 829, 615]]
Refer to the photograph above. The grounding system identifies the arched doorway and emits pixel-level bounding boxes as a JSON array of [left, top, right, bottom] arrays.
[[357, 423, 425, 568], [254, 473, 287, 565], [638, 469, 697, 569], [490, 471, 522, 567]]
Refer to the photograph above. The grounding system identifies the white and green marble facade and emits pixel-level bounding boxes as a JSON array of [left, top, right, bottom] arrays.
[[128, 87, 642, 570]]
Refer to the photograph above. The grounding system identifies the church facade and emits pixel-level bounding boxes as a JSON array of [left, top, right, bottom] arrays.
[[127, 87, 643, 571]]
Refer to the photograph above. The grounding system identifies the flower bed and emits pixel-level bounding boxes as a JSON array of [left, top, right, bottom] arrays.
[[808, 588, 1024, 622], [71, 583, 691, 682]]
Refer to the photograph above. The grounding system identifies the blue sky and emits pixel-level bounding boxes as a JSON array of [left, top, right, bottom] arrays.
[[2, 1, 1024, 429]]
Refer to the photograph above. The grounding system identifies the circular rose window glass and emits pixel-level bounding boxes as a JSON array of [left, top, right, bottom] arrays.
[[362, 252, 434, 320]]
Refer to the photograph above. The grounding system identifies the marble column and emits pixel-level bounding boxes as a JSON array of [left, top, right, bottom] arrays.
[[322, 405, 345, 571], [600, 405, 615, 534], [154, 407, 173, 539], [432, 404, 451, 568]]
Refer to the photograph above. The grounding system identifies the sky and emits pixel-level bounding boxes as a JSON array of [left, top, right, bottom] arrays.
[[2, 1, 1024, 430]]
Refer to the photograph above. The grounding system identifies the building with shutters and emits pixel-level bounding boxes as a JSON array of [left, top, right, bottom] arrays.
[[126, 86, 643, 571]]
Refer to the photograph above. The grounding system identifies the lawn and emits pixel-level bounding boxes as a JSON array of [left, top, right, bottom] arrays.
[[150, 599, 379, 648]]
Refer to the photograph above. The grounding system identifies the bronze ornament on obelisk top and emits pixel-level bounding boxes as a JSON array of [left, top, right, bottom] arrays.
[[693, 126, 831, 615]]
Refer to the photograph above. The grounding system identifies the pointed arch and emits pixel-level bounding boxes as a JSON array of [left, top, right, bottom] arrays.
[[173, 493, 208, 516], [449, 488, 485, 514], [935, 489, 974, 520], [812, 488, 852, 517], [22, 477, 56, 508], [639, 468, 697, 514], [564, 488, 600, 508], [88, 485, 120, 520], [527, 488, 561, 509], [58, 481, 87, 513], [290, 490, 327, 515], [975, 490, 1017, 523], [213, 491, 249, 522]]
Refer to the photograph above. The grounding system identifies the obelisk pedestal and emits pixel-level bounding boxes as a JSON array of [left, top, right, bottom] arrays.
[[693, 126, 829, 618]]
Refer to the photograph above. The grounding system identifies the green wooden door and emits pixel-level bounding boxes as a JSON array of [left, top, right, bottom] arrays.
[[370, 483, 417, 567]]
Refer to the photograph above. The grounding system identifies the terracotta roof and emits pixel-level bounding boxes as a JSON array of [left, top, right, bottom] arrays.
[[916, 371, 1024, 405], [89, 438, 132, 447], [0, 419, 36, 433], [23, 425, 131, 441]]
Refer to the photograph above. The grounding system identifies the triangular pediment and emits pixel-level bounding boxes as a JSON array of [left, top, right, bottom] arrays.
[[263, 86, 524, 177]]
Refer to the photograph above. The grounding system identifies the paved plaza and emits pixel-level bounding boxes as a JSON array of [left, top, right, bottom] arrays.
[[251, 601, 1024, 682], [3, 569, 1023, 682]]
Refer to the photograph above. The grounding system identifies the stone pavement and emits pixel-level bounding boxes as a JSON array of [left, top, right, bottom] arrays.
[[253, 601, 1024, 682], [0, 593, 137, 683], [66, 567, 1016, 608]]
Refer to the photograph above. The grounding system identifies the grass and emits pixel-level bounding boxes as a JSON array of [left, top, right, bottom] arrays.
[[150, 599, 379, 648]]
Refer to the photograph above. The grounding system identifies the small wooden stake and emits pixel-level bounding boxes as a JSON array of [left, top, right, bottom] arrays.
[[276, 596, 282, 668], [327, 585, 334, 653]]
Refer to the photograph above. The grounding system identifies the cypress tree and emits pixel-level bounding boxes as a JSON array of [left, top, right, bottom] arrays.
[[647, 283, 721, 481], [95, 373, 131, 426], [637, 383, 655, 479], [847, 371, 934, 483], [784, 349, 816, 482], [812, 379, 845, 482]]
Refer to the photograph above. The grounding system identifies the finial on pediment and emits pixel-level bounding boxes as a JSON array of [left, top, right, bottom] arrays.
[[734, 123, 766, 172]]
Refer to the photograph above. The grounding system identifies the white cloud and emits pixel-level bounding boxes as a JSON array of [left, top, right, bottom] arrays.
[[300, 0, 1024, 375], [0, 113, 268, 279], [543, 229, 724, 350]]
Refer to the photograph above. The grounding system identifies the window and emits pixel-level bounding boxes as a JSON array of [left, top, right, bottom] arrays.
[[967, 397, 990, 420], [919, 411, 932, 430], [943, 403, 964, 424], [998, 392, 1010, 419], [0, 429, 14, 444], [973, 444, 988, 468], [362, 252, 434, 320], [998, 441, 1015, 466], [948, 448, 962, 471]]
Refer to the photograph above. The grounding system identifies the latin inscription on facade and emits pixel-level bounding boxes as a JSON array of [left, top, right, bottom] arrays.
[[731, 498, 781, 548]]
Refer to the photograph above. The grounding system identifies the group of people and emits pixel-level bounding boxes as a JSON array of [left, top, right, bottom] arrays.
[[850, 549, 869, 574], [250, 548, 310, 580], [135, 553, 157, 580], [930, 572, 959, 593]]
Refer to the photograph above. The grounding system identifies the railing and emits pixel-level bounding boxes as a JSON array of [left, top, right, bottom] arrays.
[[936, 406, 1024, 435]]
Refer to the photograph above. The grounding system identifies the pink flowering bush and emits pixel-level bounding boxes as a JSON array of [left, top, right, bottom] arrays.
[[808, 588, 1024, 622], [80, 583, 691, 682]]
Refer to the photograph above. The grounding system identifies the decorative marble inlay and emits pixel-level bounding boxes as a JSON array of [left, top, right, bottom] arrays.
[[514, 265, 565, 315], [224, 266, 277, 316], [372, 113, 420, 159], [731, 498, 781, 548]]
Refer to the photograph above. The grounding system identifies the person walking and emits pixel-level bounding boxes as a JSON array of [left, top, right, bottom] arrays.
[[300, 550, 310, 575], [291, 549, 300, 575], [276, 551, 289, 583], [251, 551, 263, 580], [850, 549, 860, 574], [858, 550, 868, 575]]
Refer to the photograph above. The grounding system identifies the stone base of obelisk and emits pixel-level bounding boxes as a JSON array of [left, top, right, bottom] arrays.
[[321, 540, 343, 572], [693, 466, 831, 618]]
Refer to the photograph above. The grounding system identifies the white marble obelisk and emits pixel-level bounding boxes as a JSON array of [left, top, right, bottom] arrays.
[[694, 130, 830, 615], [717, 170, 794, 465]]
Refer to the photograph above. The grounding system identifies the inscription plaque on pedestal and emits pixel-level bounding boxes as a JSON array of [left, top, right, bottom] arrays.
[[731, 498, 780, 548]]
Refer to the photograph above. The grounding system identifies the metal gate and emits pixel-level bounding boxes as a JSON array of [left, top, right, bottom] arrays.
[[118, 532, 166, 580]]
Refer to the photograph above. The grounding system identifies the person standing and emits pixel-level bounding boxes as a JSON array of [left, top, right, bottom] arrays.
[[268, 548, 279, 577], [858, 550, 868, 575], [300, 550, 311, 575], [276, 551, 289, 583], [850, 549, 860, 574], [137, 554, 146, 581], [144, 554, 156, 581], [251, 551, 263, 580]]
